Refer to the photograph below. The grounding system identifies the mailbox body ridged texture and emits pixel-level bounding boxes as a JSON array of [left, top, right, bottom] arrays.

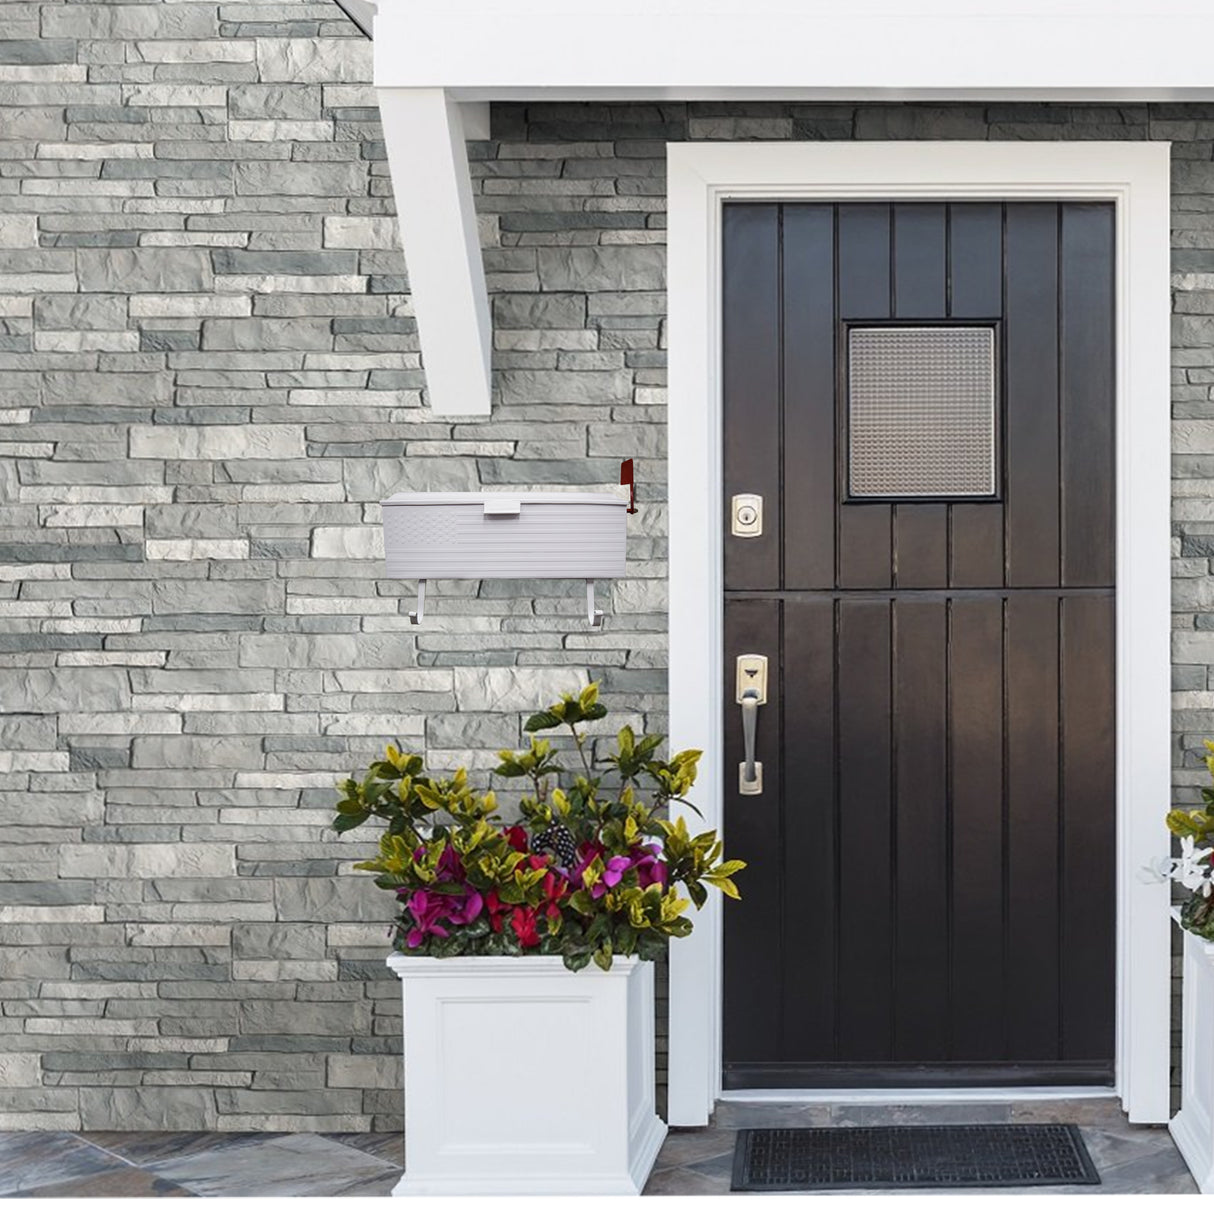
[[381, 492, 628, 578]]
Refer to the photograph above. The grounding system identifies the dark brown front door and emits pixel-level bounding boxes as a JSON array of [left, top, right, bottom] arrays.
[[721, 201, 1116, 1088]]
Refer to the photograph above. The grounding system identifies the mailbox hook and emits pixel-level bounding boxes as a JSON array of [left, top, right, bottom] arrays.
[[409, 579, 425, 625], [586, 579, 604, 628]]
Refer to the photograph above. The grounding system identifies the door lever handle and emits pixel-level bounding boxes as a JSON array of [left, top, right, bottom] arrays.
[[740, 689, 762, 795], [736, 653, 767, 796]]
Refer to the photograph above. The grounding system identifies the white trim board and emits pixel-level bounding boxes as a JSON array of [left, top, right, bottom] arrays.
[[665, 141, 1173, 1128], [722, 1087, 1117, 1106]]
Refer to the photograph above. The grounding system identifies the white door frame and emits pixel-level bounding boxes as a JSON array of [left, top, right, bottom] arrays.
[[666, 141, 1173, 1127]]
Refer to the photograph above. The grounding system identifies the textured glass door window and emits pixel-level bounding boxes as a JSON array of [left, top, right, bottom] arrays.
[[847, 326, 997, 498]]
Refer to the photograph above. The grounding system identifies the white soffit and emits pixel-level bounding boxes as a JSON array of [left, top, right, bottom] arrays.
[[374, 0, 1214, 99]]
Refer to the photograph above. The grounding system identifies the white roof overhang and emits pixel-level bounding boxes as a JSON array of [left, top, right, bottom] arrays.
[[360, 0, 1214, 416]]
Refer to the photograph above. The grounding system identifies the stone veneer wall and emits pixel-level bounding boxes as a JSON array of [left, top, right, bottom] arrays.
[[0, 1, 1204, 1130]]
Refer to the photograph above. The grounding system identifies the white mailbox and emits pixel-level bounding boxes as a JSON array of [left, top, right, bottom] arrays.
[[381, 491, 628, 626]]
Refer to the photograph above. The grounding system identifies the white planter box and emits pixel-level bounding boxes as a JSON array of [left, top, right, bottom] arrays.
[[1171, 925, 1214, 1194], [386, 953, 666, 1195], [380, 491, 628, 625]]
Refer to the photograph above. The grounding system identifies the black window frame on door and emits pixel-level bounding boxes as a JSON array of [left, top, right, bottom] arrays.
[[837, 318, 1006, 506]]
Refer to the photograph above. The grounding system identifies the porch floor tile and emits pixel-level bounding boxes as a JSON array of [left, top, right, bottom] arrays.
[[645, 1097, 1198, 1195], [0, 1098, 1197, 1196]]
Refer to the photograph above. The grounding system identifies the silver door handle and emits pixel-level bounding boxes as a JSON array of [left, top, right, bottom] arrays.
[[739, 689, 762, 795]]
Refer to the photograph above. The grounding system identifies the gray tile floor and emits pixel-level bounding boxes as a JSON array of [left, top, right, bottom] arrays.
[[646, 1097, 1198, 1196], [0, 1097, 1197, 1196]]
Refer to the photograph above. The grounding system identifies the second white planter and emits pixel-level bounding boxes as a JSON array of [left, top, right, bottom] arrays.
[[386, 952, 667, 1195], [1170, 923, 1214, 1194]]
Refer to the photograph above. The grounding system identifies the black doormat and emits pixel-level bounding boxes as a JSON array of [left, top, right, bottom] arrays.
[[731, 1124, 1100, 1191]]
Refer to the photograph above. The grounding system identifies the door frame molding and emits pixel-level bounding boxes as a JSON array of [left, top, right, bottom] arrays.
[[666, 140, 1173, 1126]]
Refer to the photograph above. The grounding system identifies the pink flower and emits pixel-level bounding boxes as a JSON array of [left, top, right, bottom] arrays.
[[631, 844, 668, 890], [402, 883, 484, 948], [435, 844, 466, 883]]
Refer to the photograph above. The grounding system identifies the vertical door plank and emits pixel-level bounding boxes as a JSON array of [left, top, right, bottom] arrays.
[[948, 203, 1003, 319], [948, 203, 1005, 588], [838, 203, 892, 318], [950, 503, 1005, 588], [838, 505, 893, 589], [1059, 594, 1117, 1061], [782, 598, 837, 1062], [836, 599, 893, 1061], [894, 203, 947, 318], [723, 204, 781, 591], [1060, 203, 1116, 589], [893, 598, 950, 1060], [783, 204, 837, 590], [896, 504, 949, 589], [1005, 595, 1061, 1061], [722, 597, 783, 1070], [838, 204, 894, 589], [892, 204, 948, 588], [949, 598, 1006, 1061], [1005, 204, 1061, 588]]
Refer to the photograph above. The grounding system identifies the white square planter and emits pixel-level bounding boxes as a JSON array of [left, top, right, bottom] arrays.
[[1171, 926, 1214, 1194], [385, 953, 667, 1195]]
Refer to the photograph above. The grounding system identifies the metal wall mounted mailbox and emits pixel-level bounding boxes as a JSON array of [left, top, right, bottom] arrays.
[[381, 491, 628, 627]]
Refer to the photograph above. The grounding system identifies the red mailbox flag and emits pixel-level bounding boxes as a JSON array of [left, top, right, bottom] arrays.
[[620, 459, 638, 514]]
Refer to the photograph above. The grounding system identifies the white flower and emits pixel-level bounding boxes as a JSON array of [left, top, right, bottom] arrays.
[[1165, 835, 1214, 898]]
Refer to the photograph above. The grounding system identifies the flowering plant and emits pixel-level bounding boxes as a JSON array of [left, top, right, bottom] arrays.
[[1166, 741, 1214, 940], [332, 683, 745, 971]]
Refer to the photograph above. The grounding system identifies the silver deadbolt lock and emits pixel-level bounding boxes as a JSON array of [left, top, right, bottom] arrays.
[[736, 653, 767, 796], [731, 493, 763, 538]]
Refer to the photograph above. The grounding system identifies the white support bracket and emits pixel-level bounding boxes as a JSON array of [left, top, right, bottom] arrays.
[[586, 579, 604, 629], [377, 87, 492, 417]]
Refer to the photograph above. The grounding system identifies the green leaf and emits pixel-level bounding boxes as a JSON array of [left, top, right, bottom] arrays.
[[703, 874, 741, 899], [593, 939, 613, 971], [524, 710, 563, 733], [332, 810, 370, 834]]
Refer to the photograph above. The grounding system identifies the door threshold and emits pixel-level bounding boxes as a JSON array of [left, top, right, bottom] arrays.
[[720, 1086, 1117, 1105]]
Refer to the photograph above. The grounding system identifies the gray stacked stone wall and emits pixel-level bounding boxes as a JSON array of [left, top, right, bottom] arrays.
[[0, 0, 1202, 1129]]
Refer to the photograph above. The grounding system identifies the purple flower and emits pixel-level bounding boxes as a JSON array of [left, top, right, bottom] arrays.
[[402, 883, 485, 948], [632, 844, 668, 890], [448, 889, 484, 925]]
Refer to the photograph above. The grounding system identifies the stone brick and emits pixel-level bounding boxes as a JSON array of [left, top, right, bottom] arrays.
[[494, 293, 587, 329], [309, 526, 384, 559], [79, 1086, 218, 1131], [453, 666, 590, 711], [326, 1054, 401, 1089], [273, 877, 391, 923], [238, 1000, 370, 1038], [43, 5, 218, 39], [0, 1054, 41, 1086], [323, 217, 399, 249], [77, 249, 214, 293], [234, 161, 367, 198], [201, 317, 335, 350], [4, 669, 130, 714], [537, 246, 666, 291], [255, 39, 371, 84], [499, 368, 631, 405], [230, 85, 321, 120], [232, 923, 326, 959], [131, 736, 264, 770], [131, 425, 305, 460], [59, 844, 236, 879]]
